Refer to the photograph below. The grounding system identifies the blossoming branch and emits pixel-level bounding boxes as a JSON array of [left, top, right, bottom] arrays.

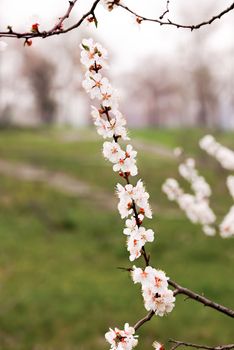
[[80, 37, 175, 349], [80, 38, 234, 350], [1, 0, 234, 46], [163, 136, 234, 238]]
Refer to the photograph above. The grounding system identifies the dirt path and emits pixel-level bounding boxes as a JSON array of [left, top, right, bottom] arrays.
[[0, 159, 116, 210], [132, 140, 174, 159], [0, 158, 161, 213], [60, 131, 175, 159]]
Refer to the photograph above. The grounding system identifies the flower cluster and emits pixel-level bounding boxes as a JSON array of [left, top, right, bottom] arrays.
[[162, 159, 216, 236], [219, 176, 234, 238], [227, 176, 234, 200], [80, 38, 175, 350], [164, 138, 234, 238], [199, 135, 234, 171], [105, 323, 138, 350], [80, 39, 108, 67], [220, 206, 234, 238], [116, 180, 152, 219], [103, 142, 137, 176], [80, 38, 132, 159], [116, 180, 153, 260], [178, 158, 211, 200], [131, 266, 175, 316], [92, 107, 129, 140], [199, 136, 234, 237]]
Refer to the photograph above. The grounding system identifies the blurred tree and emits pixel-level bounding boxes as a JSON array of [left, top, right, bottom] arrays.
[[123, 59, 183, 127], [22, 50, 57, 125], [0, 105, 13, 128]]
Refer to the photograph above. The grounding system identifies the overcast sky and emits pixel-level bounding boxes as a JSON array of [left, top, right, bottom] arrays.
[[0, 0, 234, 71]]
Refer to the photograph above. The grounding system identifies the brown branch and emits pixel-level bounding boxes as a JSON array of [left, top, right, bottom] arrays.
[[49, 0, 78, 32], [132, 284, 233, 332], [159, 0, 170, 20], [0, 0, 101, 40], [1, 0, 234, 40], [134, 310, 155, 331], [117, 2, 234, 31], [169, 339, 234, 350], [121, 267, 234, 331], [169, 279, 234, 318]]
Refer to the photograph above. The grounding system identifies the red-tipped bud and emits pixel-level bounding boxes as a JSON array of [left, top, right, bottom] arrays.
[[136, 17, 143, 24], [127, 202, 133, 210], [31, 23, 39, 33], [24, 39, 32, 47], [139, 208, 145, 215]]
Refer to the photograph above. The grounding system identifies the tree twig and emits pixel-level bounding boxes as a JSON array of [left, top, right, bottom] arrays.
[[117, 2, 234, 31], [1, 0, 234, 40], [49, 0, 78, 32], [134, 310, 155, 331], [169, 339, 234, 350], [0, 0, 101, 39], [159, 0, 170, 20], [169, 279, 234, 318], [130, 274, 233, 332]]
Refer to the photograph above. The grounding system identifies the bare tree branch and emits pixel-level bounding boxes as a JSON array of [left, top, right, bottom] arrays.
[[131, 275, 233, 332], [159, 0, 170, 20], [49, 0, 78, 32], [169, 339, 234, 350], [0, 0, 234, 41], [169, 279, 234, 318], [117, 1, 234, 31], [134, 310, 155, 331], [0, 0, 101, 40]]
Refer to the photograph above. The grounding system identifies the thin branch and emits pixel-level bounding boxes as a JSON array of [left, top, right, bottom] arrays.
[[169, 279, 234, 318], [49, 0, 78, 32], [123, 269, 234, 331], [0, 0, 234, 40], [169, 339, 234, 350], [0, 0, 101, 39], [134, 310, 155, 331], [117, 2, 234, 31], [159, 0, 170, 20], [118, 265, 234, 325]]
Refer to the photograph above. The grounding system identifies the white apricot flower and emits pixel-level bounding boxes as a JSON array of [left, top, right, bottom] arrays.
[[105, 323, 138, 350], [220, 206, 234, 238], [200, 135, 234, 170], [103, 141, 125, 163], [80, 38, 108, 68], [152, 341, 164, 350], [227, 176, 234, 200], [82, 72, 110, 99], [113, 145, 138, 176], [131, 266, 175, 316]]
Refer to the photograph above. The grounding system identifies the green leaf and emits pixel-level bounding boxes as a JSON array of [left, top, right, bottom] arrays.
[[82, 44, 90, 51], [94, 17, 98, 28]]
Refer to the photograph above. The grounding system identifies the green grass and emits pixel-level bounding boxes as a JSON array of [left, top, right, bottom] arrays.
[[132, 128, 234, 152], [0, 128, 233, 349]]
